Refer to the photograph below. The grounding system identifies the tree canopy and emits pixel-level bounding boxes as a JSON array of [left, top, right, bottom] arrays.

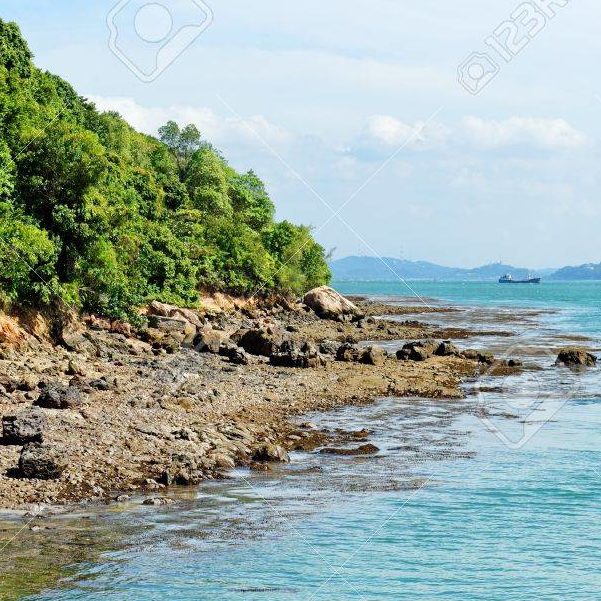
[[0, 19, 330, 321]]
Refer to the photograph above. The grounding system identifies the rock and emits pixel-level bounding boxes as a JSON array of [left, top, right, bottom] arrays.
[[147, 315, 196, 344], [148, 301, 204, 329], [461, 349, 495, 364], [34, 386, 85, 409], [219, 343, 250, 365], [2, 411, 46, 445], [319, 444, 379, 456], [319, 340, 340, 356], [303, 286, 360, 320], [193, 328, 228, 354], [252, 443, 290, 463], [238, 327, 284, 357], [360, 346, 385, 366], [336, 343, 361, 362], [89, 377, 110, 391], [270, 340, 325, 368], [19, 443, 67, 480], [434, 341, 461, 357], [17, 375, 39, 392], [142, 497, 174, 506], [66, 359, 86, 376], [160, 453, 203, 486], [556, 347, 597, 368], [114, 494, 131, 502], [396, 340, 439, 362], [286, 325, 300, 333]]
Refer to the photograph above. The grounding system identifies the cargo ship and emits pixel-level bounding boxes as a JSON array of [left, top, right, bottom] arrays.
[[498, 273, 541, 284]]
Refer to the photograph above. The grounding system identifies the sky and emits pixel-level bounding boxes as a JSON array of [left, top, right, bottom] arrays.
[[3, 0, 601, 268]]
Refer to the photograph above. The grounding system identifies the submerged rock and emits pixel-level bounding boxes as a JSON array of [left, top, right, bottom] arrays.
[[303, 286, 360, 320], [556, 347, 597, 368], [142, 497, 174, 506], [319, 443, 379, 456]]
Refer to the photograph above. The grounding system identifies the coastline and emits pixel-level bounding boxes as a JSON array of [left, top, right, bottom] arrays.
[[0, 292, 492, 511]]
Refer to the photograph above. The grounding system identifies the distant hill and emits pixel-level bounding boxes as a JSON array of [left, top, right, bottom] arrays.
[[549, 263, 601, 281], [330, 256, 537, 281]]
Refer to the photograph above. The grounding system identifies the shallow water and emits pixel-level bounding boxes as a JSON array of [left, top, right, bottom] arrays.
[[15, 281, 601, 600]]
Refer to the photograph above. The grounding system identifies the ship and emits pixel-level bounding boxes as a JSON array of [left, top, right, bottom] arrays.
[[498, 273, 541, 284]]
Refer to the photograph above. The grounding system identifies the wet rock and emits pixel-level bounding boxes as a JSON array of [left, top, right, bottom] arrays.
[[556, 347, 597, 368], [434, 341, 460, 357], [252, 443, 290, 463], [160, 453, 203, 486], [303, 286, 360, 320], [237, 327, 284, 357], [142, 497, 174, 506], [2, 411, 46, 445], [34, 386, 85, 409], [194, 328, 228, 353], [360, 346, 386, 366], [319, 443, 379, 456], [461, 349, 495, 364], [19, 443, 67, 480], [396, 340, 439, 362], [270, 340, 325, 368]]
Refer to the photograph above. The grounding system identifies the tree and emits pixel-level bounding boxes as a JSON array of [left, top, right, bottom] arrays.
[[158, 120, 202, 176]]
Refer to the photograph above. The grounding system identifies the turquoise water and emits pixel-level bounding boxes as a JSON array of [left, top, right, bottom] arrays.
[[29, 282, 601, 600]]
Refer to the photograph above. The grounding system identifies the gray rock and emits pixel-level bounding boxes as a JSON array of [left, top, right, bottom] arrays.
[[434, 341, 461, 357], [396, 340, 439, 362], [219, 343, 250, 365], [303, 286, 360, 320], [2, 411, 46, 445], [34, 386, 85, 409], [238, 327, 284, 357], [270, 340, 325, 368], [252, 443, 290, 463], [19, 443, 67, 480], [319, 340, 340, 355], [556, 347, 597, 368]]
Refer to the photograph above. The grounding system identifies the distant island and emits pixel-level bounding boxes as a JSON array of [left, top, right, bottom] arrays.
[[330, 256, 601, 282]]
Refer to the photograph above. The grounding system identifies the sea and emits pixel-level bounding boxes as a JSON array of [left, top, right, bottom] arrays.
[[15, 281, 601, 600]]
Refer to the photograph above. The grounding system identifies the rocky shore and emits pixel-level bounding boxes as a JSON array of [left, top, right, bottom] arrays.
[[0, 287, 520, 510]]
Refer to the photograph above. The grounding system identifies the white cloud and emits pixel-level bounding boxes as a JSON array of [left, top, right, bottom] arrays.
[[461, 116, 588, 151], [86, 95, 291, 147], [359, 115, 450, 151]]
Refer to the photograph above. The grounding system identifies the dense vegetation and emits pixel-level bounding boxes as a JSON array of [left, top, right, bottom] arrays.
[[0, 20, 330, 321]]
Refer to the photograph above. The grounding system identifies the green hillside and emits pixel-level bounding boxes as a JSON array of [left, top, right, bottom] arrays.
[[0, 19, 329, 322]]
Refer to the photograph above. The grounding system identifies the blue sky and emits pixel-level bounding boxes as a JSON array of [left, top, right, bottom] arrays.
[[3, 0, 601, 268]]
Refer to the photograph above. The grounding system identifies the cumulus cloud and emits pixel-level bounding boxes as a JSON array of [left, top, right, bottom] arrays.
[[461, 116, 588, 151], [86, 95, 291, 147]]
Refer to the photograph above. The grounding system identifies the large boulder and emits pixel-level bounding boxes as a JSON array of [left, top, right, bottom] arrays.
[[556, 347, 597, 368], [396, 340, 439, 362], [148, 300, 204, 329], [252, 443, 290, 463], [19, 443, 67, 480], [270, 340, 325, 368], [147, 315, 196, 344], [193, 328, 228, 353], [237, 327, 284, 357], [303, 287, 360, 320], [2, 411, 46, 445], [34, 386, 85, 410]]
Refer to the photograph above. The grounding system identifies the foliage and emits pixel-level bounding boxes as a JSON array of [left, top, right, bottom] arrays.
[[0, 19, 330, 319]]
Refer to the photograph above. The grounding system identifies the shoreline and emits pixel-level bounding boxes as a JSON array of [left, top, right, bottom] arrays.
[[0, 291, 495, 511]]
